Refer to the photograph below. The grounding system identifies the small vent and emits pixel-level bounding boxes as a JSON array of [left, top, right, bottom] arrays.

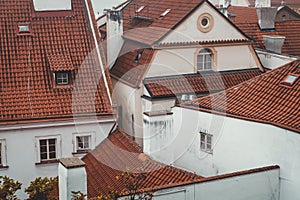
[[159, 9, 171, 19]]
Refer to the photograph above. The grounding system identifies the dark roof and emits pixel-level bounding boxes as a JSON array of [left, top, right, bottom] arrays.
[[144, 69, 264, 98], [228, 6, 300, 56], [82, 128, 202, 198], [0, 0, 112, 123], [181, 60, 300, 133]]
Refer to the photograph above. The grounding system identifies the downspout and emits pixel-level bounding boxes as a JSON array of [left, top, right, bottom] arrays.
[[83, 0, 112, 105]]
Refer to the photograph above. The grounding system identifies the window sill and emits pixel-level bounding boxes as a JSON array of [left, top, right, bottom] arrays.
[[0, 165, 9, 169], [35, 159, 59, 166], [72, 149, 91, 155]]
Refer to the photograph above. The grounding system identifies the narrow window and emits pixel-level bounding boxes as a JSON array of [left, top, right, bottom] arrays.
[[200, 131, 213, 153], [55, 71, 70, 85], [39, 139, 57, 161], [0, 143, 2, 166], [76, 136, 91, 152], [197, 49, 213, 71]]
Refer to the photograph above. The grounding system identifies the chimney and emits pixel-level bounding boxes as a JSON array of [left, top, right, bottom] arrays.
[[256, 8, 277, 30], [263, 35, 285, 53], [106, 9, 124, 69], [33, 0, 72, 11], [255, 0, 271, 7], [59, 158, 87, 200]]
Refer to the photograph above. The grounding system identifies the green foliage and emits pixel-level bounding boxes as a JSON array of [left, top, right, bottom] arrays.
[[0, 176, 22, 200], [25, 177, 58, 200], [71, 191, 87, 200]]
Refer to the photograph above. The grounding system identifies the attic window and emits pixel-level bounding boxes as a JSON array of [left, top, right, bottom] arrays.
[[159, 9, 171, 19], [281, 74, 299, 86], [54, 71, 70, 85], [136, 6, 145, 13], [17, 23, 31, 35]]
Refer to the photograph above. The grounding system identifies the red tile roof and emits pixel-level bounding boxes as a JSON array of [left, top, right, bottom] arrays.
[[110, 42, 156, 87], [82, 128, 202, 198], [181, 60, 300, 133], [228, 6, 300, 56], [121, 0, 249, 45], [0, 0, 112, 122], [144, 69, 264, 98]]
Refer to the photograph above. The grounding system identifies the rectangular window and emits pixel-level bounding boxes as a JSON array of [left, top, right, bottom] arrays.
[[39, 139, 57, 161], [200, 131, 212, 153], [76, 136, 90, 151], [55, 72, 69, 85], [0, 143, 2, 166], [19, 25, 29, 32]]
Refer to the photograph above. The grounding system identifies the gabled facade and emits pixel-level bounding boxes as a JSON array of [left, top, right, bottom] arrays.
[[107, 0, 263, 146], [0, 0, 115, 195]]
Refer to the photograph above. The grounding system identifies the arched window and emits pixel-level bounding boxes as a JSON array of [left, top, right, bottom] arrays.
[[197, 48, 213, 71]]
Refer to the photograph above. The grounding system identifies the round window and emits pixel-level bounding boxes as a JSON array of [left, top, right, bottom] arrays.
[[198, 13, 214, 33], [201, 18, 209, 27]]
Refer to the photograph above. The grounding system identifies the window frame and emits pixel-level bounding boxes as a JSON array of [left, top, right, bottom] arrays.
[[36, 135, 61, 164], [200, 131, 213, 153], [54, 71, 70, 85], [0, 139, 7, 168], [73, 132, 94, 154], [197, 48, 213, 72]]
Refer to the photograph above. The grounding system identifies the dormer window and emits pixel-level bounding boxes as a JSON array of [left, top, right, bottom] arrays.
[[55, 71, 70, 85]]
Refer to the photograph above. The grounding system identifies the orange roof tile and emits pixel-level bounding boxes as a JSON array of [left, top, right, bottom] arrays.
[[110, 42, 156, 87], [144, 69, 264, 98], [181, 60, 300, 133], [228, 6, 300, 56], [121, 0, 250, 45], [0, 0, 112, 122], [82, 128, 202, 198]]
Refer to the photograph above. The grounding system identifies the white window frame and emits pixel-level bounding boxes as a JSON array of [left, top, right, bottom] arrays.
[[73, 132, 94, 154], [200, 131, 213, 153], [36, 135, 61, 163], [197, 49, 213, 71], [55, 72, 69, 85], [0, 139, 7, 167]]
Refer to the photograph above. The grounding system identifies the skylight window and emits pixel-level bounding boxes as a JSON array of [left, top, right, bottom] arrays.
[[136, 6, 145, 13], [19, 25, 29, 32], [159, 9, 171, 18], [281, 73, 299, 86]]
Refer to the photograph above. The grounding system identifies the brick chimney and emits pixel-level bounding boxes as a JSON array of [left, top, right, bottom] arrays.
[[59, 158, 87, 200], [263, 35, 286, 53], [33, 0, 72, 11], [256, 8, 277, 30]]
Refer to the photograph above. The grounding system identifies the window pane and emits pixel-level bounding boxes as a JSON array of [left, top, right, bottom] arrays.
[[49, 139, 56, 145], [40, 153, 47, 160], [40, 138, 56, 161], [200, 133, 206, 150], [40, 140, 46, 146], [49, 152, 56, 159], [207, 135, 212, 150]]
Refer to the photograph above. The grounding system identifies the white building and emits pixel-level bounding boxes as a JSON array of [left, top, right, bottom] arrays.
[[0, 0, 115, 195], [105, 0, 263, 146], [146, 60, 300, 200]]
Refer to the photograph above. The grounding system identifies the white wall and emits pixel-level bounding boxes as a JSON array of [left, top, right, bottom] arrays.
[[146, 45, 258, 77], [155, 106, 300, 200], [119, 167, 279, 200], [256, 49, 297, 69], [33, 0, 72, 11], [0, 119, 114, 198], [160, 2, 246, 43]]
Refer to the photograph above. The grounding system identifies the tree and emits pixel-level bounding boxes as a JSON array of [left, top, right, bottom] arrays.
[[97, 166, 153, 200], [25, 177, 58, 200], [71, 191, 87, 200], [0, 176, 22, 200]]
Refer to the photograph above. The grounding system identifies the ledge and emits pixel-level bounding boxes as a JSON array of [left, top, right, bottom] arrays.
[[35, 159, 59, 166], [0, 165, 9, 169]]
